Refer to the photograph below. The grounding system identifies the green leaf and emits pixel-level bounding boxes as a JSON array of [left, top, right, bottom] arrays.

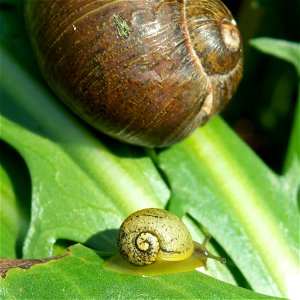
[[0, 157, 19, 258], [0, 138, 31, 258], [158, 117, 299, 299], [250, 38, 300, 76], [0, 244, 280, 300], [0, 146, 28, 258], [284, 84, 300, 174], [0, 47, 169, 257]]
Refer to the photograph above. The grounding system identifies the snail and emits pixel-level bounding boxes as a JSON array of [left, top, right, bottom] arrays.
[[26, 0, 242, 147], [117, 208, 225, 268]]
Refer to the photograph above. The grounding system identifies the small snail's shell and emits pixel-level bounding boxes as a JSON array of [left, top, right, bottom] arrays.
[[118, 208, 194, 265], [26, 0, 242, 147]]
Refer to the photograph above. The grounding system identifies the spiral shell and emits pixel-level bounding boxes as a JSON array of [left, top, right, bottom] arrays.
[[118, 208, 194, 265], [26, 0, 242, 147]]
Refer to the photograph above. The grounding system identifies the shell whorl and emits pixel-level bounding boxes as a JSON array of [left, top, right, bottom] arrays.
[[186, 0, 242, 74], [184, 0, 243, 123], [118, 208, 194, 266]]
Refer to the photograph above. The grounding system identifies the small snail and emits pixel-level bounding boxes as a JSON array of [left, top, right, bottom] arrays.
[[26, 0, 242, 147], [117, 208, 225, 267]]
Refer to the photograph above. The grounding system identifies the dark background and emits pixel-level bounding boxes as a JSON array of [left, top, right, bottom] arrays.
[[223, 0, 299, 172]]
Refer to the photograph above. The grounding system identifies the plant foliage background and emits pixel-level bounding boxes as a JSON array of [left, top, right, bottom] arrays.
[[0, 0, 299, 299]]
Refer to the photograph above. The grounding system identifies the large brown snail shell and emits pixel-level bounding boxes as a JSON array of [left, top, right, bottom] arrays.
[[26, 0, 242, 147]]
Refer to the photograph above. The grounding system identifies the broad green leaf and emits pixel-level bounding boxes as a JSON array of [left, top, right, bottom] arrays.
[[0, 45, 235, 295], [0, 47, 169, 257], [158, 117, 299, 299], [0, 244, 280, 300]]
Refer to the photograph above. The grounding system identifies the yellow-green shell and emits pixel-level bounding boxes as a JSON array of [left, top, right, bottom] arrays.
[[118, 208, 194, 266]]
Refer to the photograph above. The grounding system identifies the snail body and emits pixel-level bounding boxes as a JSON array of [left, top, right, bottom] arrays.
[[26, 0, 242, 147], [118, 208, 225, 267]]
